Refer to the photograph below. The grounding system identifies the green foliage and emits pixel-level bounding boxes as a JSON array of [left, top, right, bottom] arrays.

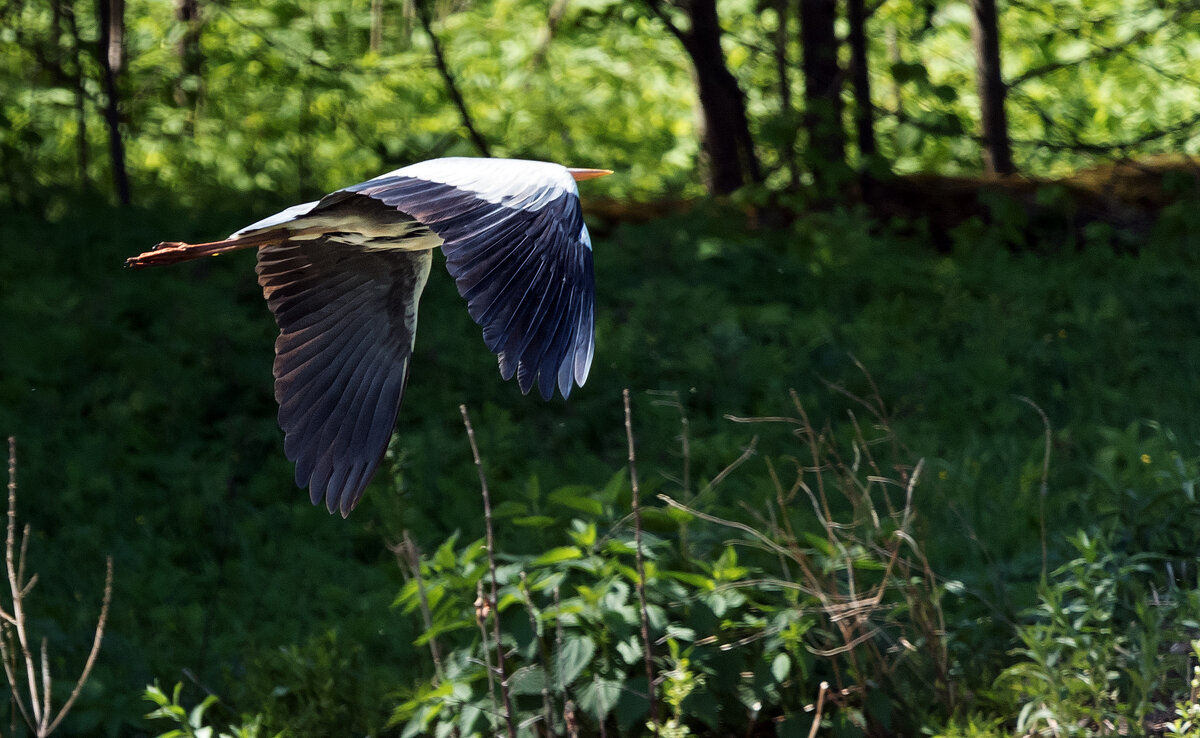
[[0, 0, 698, 210], [2, 0, 1200, 732], [391, 388, 951, 736], [5, 0, 1200, 209], [4, 172, 1200, 732], [232, 630, 398, 737], [144, 683, 274, 738], [995, 532, 1167, 733]]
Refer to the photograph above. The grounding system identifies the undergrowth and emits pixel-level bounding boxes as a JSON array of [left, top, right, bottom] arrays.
[[3, 198, 1200, 734], [146, 381, 1200, 737]]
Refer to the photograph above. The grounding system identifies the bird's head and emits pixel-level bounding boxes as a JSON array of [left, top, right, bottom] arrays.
[[567, 168, 614, 182]]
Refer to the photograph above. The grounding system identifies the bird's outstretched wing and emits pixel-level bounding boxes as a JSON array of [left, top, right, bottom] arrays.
[[333, 158, 596, 400], [255, 237, 432, 517]]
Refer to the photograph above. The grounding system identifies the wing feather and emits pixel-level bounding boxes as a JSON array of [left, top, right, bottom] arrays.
[[255, 237, 431, 516], [343, 160, 595, 398]]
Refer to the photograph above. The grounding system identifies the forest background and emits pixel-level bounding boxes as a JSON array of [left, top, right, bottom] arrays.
[[3, 0, 1200, 735]]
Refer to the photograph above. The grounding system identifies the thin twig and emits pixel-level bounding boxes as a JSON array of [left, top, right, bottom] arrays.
[[806, 681, 829, 738], [648, 391, 692, 563], [460, 405, 516, 738], [473, 580, 499, 719], [40, 640, 50, 732], [4, 438, 115, 737], [7, 437, 40, 730], [394, 533, 444, 683], [0, 625, 31, 730], [416, 1, 492, 156], [45, 556, 112, 735], [657, 494, 794, 560], [697, 433, 759, 501], [622, 390, 658, 735]]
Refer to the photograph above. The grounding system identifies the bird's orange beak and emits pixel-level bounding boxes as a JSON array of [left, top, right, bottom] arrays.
[[568, 168, 614, 182]]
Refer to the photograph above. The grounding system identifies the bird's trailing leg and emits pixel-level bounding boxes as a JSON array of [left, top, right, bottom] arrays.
[[125, 231, 276, 268]]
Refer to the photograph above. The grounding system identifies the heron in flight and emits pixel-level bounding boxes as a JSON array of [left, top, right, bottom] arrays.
[[127, 157, 611, 517]]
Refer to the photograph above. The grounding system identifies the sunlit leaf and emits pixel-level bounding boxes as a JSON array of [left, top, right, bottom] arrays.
[[555, 635, 596, 689]]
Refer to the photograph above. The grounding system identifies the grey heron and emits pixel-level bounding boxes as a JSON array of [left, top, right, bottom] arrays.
[[127, 157, 611, 516]]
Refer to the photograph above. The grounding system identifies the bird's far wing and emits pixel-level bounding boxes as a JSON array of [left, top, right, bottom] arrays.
[[232, 200, 320, 238], [343, 160, 595, 400], [255, 237, 432, 517]]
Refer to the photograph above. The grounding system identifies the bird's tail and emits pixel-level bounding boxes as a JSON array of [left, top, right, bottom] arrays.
[[125, 231, 276, 268]]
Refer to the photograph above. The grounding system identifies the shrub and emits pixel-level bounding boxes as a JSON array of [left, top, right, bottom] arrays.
[[391, 384, 953, 736]]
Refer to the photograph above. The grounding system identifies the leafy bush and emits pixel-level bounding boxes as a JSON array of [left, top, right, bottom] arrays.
[[996, 532, 1165, 734], [392, 385, 953, 736]]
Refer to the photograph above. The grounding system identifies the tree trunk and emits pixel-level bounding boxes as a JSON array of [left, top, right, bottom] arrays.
[[60, 0, 91, 187], [846, 0, 875, 161], [530, 0, 569, 69], [798, 0, 846, 190], [174, 0, 203, 124], [648, 0, 760, 195], [370, 0, 383, 52], [846, 0, 877, 202], [970, 0, 1014, 175], [175, 0, 204, 136], [774, 0, 799, 188], [97, 0, 132, 205]]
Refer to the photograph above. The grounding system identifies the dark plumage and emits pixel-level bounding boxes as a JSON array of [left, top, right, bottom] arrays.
[[127, 157, 609, 516]]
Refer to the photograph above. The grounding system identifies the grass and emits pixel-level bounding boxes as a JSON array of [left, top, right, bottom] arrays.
[[1, 190, 1200, 733]]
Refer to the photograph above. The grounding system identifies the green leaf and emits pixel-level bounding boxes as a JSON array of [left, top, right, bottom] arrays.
[[578, 675, 624, 720], [599, 469, 630, 503], [771, 652, 791, 683], [507, 665, 547, 696], [491, 500, 529, 518], [802, 532, 835, 556], [548, 485, 604, 516], [662, 570, 714, 590], [188, 695, 218, 729], [432, 534, 460, 570], [513, 515, 557, 527], [569, 520, 597, 548], [616, 637, 642, 665], [638, 507, 679, 532], [531, 546, 584, 566], [933, 83, 959, 103], [555, 635, 596, 689]]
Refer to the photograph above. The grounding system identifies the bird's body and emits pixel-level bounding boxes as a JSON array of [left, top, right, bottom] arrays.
[[128, 157, 609, 516]]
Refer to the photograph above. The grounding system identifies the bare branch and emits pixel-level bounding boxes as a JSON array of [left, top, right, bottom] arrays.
[[7, 437, 41, 729], [639, 0, 688, 46], [1008, 0, 1200, 88], [392, 532, 444, 683], [459, 405, 515, 738], [46, 556, 114, 735], [622, 390, 658, 735], [4, 438, 115, 737], [40, 639, 51, 731], [416, 1, 492, 157]]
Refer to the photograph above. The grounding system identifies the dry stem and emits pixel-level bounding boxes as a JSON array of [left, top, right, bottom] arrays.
[[4, 437, 113, 738], [622, 390, 659, 735], [460, 406, 517, 738]]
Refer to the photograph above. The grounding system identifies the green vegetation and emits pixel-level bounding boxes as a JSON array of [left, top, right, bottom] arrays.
[[3, 195, 1200, 734], [4, 0, 1200, 734]]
